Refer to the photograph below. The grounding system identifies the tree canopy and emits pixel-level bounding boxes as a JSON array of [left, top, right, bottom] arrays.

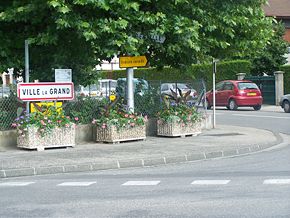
[[249, 22, 288, 75], [0, 0, 273, 84]]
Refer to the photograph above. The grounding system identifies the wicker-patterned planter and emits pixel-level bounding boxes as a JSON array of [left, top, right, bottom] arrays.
[[17, 126, 76, 151], [157, 120, 202, 137], [95, 125, 146, 143]]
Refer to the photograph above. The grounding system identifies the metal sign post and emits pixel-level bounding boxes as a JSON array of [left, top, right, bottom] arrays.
[[126, 68, 134, 113], [212, 59, 217, 128], [25, 40, 30, 113]]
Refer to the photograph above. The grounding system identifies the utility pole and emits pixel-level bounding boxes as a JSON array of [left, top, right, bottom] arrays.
[[25, 40, 30, 113], [212, 58, 217, 128], [126, 67, 134, 113]]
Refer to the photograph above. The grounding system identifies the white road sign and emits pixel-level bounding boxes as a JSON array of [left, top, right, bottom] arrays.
[[17, 82, 74, 101], [55, 69, 72, 82]]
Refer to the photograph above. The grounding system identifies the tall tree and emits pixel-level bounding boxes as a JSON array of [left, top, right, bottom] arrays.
[[0, 0, 274, 84], [249, 22, 288, 75]]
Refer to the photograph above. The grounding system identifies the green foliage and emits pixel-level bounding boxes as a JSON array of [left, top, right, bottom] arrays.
[[279, 65, 290, 94], [134, 84, 161, 117], [64, 96, 106, 124], [248, 22, 288, 75], [1, 0, 273, 82], [0, 87, 20, 130]]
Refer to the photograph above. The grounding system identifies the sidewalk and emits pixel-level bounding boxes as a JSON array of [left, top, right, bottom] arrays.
[[0, 125, 287, 179], [261, 104, 283, 113]]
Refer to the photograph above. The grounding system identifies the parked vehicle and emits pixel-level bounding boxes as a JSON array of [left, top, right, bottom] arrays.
[[75, 84, 100, 97], [206, 80, 263, 110], [98, 79, 117, 97], [279, 94, 290, 113], [116, 78, 149, 97], [0, 86, 11, 98], [160, 83, 198, 103]]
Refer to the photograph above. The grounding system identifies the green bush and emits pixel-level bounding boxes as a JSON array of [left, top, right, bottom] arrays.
[[279, 65, 290, 94], [64, 96, 107, 124], [107, 60, 251, 90]]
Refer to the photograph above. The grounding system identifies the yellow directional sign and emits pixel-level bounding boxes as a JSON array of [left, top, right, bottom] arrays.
[[119, 56, 148, 68]]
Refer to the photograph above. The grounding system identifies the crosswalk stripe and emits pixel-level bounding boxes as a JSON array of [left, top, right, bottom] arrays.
[[0, 182, 35, 186], [57, 182, 96, 186], [122, 181, 160, 186], [263, 179, 290, 185], [191, 180, 231, 185]]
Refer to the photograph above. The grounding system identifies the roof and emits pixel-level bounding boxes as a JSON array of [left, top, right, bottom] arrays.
[[263, 0, 290, 18]]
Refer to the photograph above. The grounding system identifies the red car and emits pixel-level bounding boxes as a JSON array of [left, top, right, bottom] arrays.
[[206, 80, 263, 110]]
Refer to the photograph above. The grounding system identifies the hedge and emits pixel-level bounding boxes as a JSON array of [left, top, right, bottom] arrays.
[[105, 60, 251, 90], [279, 65, 290, 94]]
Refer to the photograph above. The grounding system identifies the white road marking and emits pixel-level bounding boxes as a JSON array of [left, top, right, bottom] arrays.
[[0, 182, 35, 186], [122, 181, 160, 186], [191, 180, 231, 185], [263, 179, 290, 185], [57, 182, 96, 186], [232, 114, 290, 119]]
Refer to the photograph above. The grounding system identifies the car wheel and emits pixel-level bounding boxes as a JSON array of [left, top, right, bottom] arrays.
[[253, 105, 262, 111], [228, 99, 237, 110], [283, 100, 290, 113]]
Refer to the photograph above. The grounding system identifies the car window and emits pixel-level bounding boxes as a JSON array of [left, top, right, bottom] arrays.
[[238, 82, 258, 90], [223, 83, 234, 91], [161, 84, 168, 91], [215, 82, 224, 91], [172, 83, 189, 90]]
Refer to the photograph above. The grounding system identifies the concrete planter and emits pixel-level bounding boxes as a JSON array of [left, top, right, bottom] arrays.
[[157, 120, 202, 137], [95, 125, 146, 143], [17, 126, 76, 151], [76, 124, 93, 143]]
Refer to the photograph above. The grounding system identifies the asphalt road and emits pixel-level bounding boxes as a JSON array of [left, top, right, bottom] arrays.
[[0, 107, 289, 218], [213, 107, 289, 134]]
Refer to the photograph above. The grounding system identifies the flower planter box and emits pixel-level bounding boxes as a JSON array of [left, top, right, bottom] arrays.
[[17, 126, 76, 151], [95, 125, 146, 143], [157, 120, 202, 137]]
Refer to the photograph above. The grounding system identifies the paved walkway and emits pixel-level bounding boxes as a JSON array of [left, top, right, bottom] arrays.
[[1, 124, 288, 179]]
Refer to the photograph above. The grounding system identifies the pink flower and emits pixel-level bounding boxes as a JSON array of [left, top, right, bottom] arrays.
[[11, 123, 17, 128], [66, 116, 70, 119], [40, 120, 46, 126], [124, 114, 129, 118], [65, 124, 70, 128], [144, 115, 148, 121], [130, 122, 135, 127], [57, 120, 61, 123], [181, 123, 185, 127], [48, 120, 52, 123], [92, 119, 96, 124], [102, 124, 106, 129], [129, 114, 135, 119], [74, 117, 79, 121]]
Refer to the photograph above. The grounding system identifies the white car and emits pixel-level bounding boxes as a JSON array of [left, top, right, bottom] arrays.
[[279, 94, 290, 113], [98, 79, 117, 97], [160, 83, 197, 102]]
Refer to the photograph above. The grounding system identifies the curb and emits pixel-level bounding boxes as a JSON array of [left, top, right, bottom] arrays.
[[0, 133, 286, 179]]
